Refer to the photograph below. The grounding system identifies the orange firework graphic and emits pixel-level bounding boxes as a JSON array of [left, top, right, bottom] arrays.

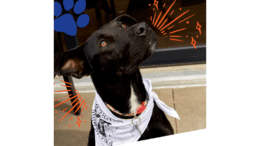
[[54, 79, 88, 128], [153, 0, 159, 10], [148, 0, 201, 49], [76, 116, 82, 128], [196, 21, 202, 35], [191, 37, 197, 49], [81, 102, 86, 114]]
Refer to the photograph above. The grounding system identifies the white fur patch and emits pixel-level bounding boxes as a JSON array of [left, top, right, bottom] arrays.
[[129, 86, 141, 113]]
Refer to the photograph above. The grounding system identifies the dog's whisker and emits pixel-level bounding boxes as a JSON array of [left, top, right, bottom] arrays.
[[70, 117, 73, 121], [54, 98, 60, 101], [58, 98, 82, 122]]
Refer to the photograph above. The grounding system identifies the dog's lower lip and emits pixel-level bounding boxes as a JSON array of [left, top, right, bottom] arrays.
[[151, 43, 155, 49]]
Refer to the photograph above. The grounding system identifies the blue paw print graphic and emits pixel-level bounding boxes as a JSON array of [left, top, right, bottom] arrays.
[[54, 0, 89, 36]]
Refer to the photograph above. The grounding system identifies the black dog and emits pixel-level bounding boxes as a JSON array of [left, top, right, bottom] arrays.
[[56, 14, 174, 145]]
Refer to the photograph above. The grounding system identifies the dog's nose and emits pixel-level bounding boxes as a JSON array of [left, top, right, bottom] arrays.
[[134, 22, 148, 36]]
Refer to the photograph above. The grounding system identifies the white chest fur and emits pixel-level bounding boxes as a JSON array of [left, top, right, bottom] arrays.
[[129, 86, 140, 113]]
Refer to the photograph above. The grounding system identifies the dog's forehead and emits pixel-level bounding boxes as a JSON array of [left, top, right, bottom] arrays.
[[94, 28, 119, 38], [90, 15, 137, 37], [113, 15, 137, 25], [113, 14, 137, 23], [101, 15, 137, 30], [102, 22, 120, 30], [85, 14, 138, 55]]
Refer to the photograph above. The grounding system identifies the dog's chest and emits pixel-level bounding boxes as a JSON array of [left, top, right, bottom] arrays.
[[129, 86, 140, 113]]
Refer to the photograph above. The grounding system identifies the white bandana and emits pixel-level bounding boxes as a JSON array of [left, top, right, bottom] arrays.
[[91, 78, 180, 146]]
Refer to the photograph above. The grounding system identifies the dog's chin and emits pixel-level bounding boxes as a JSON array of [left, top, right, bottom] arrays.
[[125, 43, 156, 74], [148, 42, 156, 54], [145, 41, 156, 60]]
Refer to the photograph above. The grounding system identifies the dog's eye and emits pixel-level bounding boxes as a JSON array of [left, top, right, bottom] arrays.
[[121, 24, 126, 28], [100, 41, 107, 47]]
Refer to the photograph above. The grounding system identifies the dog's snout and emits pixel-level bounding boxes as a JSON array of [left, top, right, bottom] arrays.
[[134, 22, 148, 36]]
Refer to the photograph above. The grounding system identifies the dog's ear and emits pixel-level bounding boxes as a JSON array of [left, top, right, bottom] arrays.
[[59, 45, 92, 79]]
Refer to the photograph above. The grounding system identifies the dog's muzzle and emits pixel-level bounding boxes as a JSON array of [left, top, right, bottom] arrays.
[[134, 22, 150, 37]]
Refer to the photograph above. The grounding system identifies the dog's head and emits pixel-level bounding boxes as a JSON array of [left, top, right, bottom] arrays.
[[58, 14, 157, 78]]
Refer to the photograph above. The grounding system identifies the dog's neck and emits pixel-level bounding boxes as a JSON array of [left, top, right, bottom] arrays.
[[91, 69, 148, 119]]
